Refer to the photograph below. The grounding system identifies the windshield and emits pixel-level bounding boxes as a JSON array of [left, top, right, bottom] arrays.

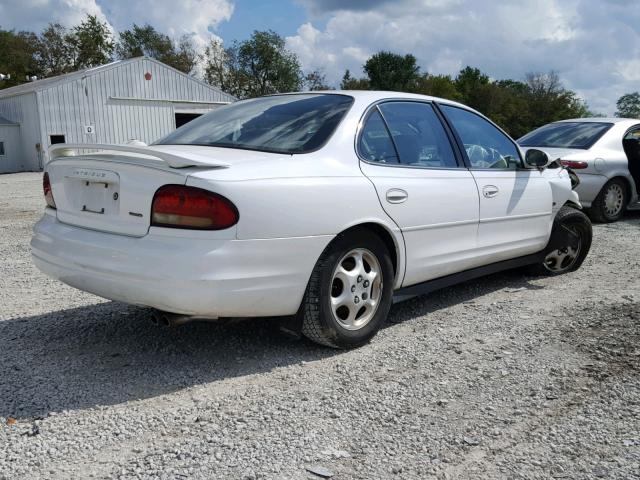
[[518, 122, 613, 149], [156, 94, 354, 154]]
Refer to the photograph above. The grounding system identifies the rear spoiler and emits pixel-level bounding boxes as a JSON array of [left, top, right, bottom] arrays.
[[48, 143, 230, 169]]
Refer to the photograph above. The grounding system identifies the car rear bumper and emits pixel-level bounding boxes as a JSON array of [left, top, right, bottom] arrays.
[[31, 211, 332, 317], [574, 172, 608, 208]]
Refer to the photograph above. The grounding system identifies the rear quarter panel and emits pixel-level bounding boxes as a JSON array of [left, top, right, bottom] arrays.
[[186, 152, 407, 288]]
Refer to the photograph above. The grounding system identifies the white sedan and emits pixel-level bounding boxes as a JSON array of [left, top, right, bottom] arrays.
[[32, 92, 592, 348], [519, 118, 640, 222]]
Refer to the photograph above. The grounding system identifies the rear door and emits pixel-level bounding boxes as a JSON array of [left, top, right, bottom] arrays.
[[439, 104, 552, 262], [358, 101, 481, 286]]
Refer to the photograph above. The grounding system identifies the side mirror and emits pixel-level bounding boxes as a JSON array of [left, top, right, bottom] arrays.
[[524, 149, 551, 170]]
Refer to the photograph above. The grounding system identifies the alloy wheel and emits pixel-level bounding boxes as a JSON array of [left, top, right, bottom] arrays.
[[603, 183, 624, 218], [329, 248, 383, 330], [543, 231, 582, 273]]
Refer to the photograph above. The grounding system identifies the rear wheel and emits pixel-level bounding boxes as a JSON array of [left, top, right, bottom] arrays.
[[301, 230, 394, 349], [526, 206, 592, 276], [589, 178, 628, 223]]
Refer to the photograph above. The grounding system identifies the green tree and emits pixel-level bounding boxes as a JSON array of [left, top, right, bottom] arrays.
[[0, 28, 41, 87], [455, 66, 490, 107], [116, 24, 197, 73], [203, 30, 302, 98], [70, 15, 114, 69], [164, 35, 198, 74], [413, 73, 460, 100], [363, 51, 419, 91], [237, 30, 303, 97], [615, 92, 640, 118], [36, 23, 75, 76], [340, 69, 370, 90], [304, 69, 331, 91], [524, 71, 590, 127]]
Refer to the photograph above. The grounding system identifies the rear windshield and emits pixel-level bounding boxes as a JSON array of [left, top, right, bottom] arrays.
[[518, 122, 613, 149], [156, 94, 354, 154]]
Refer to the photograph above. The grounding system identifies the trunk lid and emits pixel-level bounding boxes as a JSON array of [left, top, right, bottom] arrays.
[[521, 146, 592, 161], [46, 143, 290, 236], [47, 155, 191, 237]]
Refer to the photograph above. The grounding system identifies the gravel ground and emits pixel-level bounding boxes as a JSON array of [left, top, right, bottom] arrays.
[[1, 172, 639, 480]]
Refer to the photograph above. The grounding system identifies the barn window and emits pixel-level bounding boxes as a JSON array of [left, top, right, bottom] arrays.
[[50, 135, 65, 145], [0, 142, 4, 155], [175, 113, 201, 129]]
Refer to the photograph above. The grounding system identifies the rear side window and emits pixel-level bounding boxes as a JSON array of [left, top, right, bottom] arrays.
[[378, 102, 458, 168], [359, 109, 399, 164], [441, 105, 522, 170]]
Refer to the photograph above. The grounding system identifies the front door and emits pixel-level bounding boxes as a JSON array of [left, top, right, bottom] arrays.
[[358, 101, 480, 287], [439, 104, 552, 263]]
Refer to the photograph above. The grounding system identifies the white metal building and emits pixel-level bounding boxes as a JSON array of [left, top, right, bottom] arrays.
[[0, 57, 235, 173]]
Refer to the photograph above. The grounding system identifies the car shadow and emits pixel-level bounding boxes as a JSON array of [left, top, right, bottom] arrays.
[[387, 268, 545, 324], [0, 269, 545, 420], [620, 210, 640, 223]]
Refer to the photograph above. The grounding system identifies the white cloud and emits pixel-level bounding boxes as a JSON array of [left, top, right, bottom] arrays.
[[287, 0, 640, 115], [99, 0, 234, 50], [0, 0, 107, 31], [0, 0, 234, 51]]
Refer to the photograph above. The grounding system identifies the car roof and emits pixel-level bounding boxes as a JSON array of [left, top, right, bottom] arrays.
[[277, 89, 470, 109], [554, 117, 639, 126]]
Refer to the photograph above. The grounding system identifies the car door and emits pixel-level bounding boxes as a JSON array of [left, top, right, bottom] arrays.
[[439, 104, 552, 263], [358, 101, 481, 287]]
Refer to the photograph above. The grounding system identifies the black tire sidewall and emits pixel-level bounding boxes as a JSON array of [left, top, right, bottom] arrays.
[[315, 232, 394, 348], [541, 208, 592, 275]]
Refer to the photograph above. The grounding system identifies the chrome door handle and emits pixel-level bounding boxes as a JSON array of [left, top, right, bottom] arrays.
[[386, 188, 408, 204], [483, 185, 499, 198]]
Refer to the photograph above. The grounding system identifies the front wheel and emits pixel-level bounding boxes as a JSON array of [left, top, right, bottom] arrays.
[[527, 206, 592, 276], [301, 230, 394, 349]]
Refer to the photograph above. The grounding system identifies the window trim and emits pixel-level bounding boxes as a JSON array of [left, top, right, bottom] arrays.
[[437, 103, 527, 171], [355, 99, 466, 170]]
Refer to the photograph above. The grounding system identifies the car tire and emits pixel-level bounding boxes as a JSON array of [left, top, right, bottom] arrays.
[[301, 229, 394, 349], [526, 206, 592, 276], [589, 178, 628, 223]]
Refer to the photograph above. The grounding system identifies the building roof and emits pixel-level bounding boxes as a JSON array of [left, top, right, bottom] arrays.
[[0, 57, 232, 100], [0, 115, 18, 126]]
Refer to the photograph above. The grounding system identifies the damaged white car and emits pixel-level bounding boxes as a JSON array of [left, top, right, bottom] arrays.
[[32, 92, 592, 348]]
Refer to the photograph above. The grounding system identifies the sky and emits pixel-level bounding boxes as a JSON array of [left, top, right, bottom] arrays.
[[1, 0, 639, 115]]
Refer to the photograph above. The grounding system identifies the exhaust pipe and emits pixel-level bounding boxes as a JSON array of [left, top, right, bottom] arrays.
[[151, 309, 194, 328]]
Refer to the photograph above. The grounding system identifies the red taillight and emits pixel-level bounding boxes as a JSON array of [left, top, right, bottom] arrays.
[[151, 185, 238, 230], [43, 172, 56, 209], [560, 160, 588, 169]]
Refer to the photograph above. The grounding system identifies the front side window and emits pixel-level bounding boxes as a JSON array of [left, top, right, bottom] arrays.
[[518, 122, 613, 149], [378, 102, 458, 168], [441, 105, 522, 170], [156, 94, 354, 154]]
